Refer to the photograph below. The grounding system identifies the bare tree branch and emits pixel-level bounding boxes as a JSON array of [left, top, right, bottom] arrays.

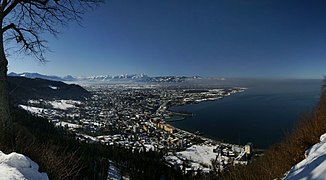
[[1, 0, 9, 13], [1, 0, 103, 61], [3, 0, 19, 17]]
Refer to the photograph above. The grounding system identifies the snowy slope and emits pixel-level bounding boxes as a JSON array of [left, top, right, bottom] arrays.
[[176, 145, 218, 167], [48, 100, 80, 110], [284, 133, 326, 180], [18, 105, 47, 114], [0, 151, 48, 180]]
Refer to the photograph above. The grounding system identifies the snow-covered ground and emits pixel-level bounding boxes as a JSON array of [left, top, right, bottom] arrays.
[[48, 85, 59, 90], [55, 121, 82, 129], [0, 151, 48, 180], [18, 105, 47, 114], [284, 133, 326, 180], [164, 144, 246, 174], [48, 100, 80, 110], [165, 144, 227, 173], [176, 145, 219, 167], [19, 99, 80, 114], [107, 161, 130, 180]]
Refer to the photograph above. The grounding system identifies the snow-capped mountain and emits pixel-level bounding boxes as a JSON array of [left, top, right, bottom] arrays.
[[76, 74, 200, 83], [79, 74, 151, 82], [9, 72, 202, 83], [62, 75, 76, 81]]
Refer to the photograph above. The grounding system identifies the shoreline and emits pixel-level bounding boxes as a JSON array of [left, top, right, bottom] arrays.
[[160, 88, 247, 147]]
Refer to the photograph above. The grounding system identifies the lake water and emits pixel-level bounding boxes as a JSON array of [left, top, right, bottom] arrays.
[[169, 79, 323, 149]]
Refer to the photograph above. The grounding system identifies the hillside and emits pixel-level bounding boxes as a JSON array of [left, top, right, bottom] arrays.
[[8, 76, 91, 103], [0, 108, 185, 179], [8, 72, 65, 82], [284, 133, 326, 179]]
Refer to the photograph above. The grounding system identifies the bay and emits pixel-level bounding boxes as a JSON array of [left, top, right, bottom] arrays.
[[169, 79, 322, 149]]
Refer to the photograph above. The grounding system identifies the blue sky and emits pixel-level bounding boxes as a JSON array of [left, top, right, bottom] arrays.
[[7, 0, 326, 78]]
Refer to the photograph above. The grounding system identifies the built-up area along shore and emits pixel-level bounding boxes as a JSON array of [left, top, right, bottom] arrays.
[[18, 85, 252, 174]]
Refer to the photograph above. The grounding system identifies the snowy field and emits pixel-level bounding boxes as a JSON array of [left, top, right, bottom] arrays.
[[0, 151, 48, 180], [164, 143, 246, 174], [18, 105, 47, 114], [284, 133, 326, 179], [19, 99, 80, 115], [176, 145, 219, 167], [55, 121, 81, 129], [165, 144, 225, 173], [48, 100, 80, 110]]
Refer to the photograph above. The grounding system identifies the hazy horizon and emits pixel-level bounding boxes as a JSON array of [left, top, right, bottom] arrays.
[[8, 71, 325, 80]]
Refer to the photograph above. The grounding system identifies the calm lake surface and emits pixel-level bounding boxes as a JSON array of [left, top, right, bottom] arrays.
[[169, 79, 322, 149]]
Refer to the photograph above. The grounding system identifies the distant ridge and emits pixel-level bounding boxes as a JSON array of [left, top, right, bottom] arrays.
[[8, 76, 90, 103], [8, 72, 205, 83], [8, 72, 66, 82]]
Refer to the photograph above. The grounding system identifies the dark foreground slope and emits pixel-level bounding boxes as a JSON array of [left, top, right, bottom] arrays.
[[8, 76, 90, 103], [0, 108, 184, 180], [0, 77, 186, 179], [219, 90, 326, 179]]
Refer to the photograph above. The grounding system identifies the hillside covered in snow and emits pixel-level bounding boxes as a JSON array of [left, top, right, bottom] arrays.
[[0, 151, 48, 179], [284, 133, 326, 179]]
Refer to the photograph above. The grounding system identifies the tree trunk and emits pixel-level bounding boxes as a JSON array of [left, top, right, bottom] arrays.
[[0, 31, 12, 135]]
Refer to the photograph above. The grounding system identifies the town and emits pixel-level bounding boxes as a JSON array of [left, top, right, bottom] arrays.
[[18, 83, 251, 174]]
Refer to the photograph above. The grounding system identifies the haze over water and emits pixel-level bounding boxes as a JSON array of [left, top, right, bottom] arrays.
[[170, 79, 322, 149]]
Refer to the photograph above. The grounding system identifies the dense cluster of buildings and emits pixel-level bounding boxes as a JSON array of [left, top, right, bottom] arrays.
[[18, 83, 251, 173]]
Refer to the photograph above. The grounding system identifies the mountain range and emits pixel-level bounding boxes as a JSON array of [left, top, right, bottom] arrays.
[[8, 72, 202, 83]]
